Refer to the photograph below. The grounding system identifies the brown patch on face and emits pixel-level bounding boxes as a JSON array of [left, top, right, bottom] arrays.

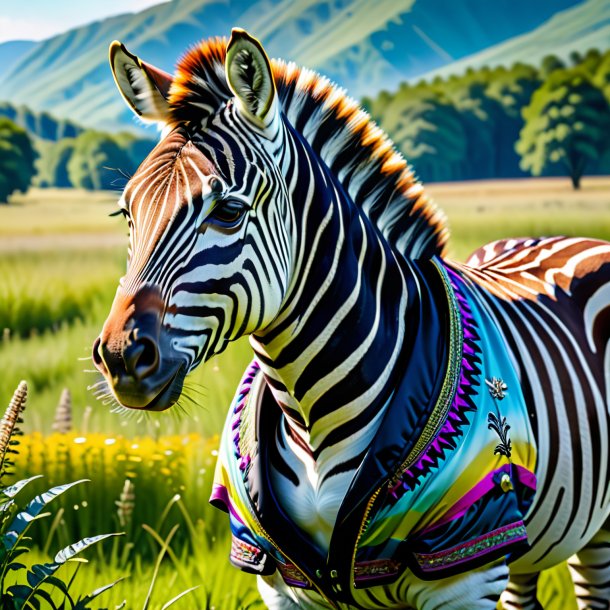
[[98, 284, 165, 364], [122, 127, 217, 288]]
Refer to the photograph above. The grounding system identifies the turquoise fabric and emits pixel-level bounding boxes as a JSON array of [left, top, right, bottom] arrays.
[[210, 261, 538, 590]]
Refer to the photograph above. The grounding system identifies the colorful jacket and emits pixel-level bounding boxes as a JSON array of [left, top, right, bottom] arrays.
[[210, 258, 537, 605]]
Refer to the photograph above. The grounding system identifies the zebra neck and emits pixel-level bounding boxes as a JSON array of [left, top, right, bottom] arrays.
[[249, 209, 414, 462]]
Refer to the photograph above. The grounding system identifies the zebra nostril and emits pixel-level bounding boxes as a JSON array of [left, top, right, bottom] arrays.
[[124, 335, 160, 380], [92, 336, 107, 374]]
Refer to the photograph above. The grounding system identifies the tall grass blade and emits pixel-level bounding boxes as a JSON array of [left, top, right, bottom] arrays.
[[2, 476, 43, 500], [141, 524, 179, 610], [54, 533, 123, 564], [160, 585, 200, 610], [6, 480, 89, 547], [73, 578, 126, 610]]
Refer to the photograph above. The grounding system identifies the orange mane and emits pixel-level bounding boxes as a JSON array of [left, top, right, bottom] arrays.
[[168, 37, 449, 259]]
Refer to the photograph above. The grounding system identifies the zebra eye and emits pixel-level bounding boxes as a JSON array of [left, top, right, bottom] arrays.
[[208, 199, 249, 228]]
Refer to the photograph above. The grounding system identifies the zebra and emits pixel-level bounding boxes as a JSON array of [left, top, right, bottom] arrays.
[[93, 29, 610, 610]]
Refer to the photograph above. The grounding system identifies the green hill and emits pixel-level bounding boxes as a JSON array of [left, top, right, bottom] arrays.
[[0, 0, 578, 133]]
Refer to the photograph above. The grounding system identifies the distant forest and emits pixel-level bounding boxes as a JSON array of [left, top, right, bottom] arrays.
[[2, 48, 610, 203], [363, 49, 610, 188], [0, 102, 155, 202]]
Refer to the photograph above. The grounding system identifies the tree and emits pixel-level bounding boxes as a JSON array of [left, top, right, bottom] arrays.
[[0, 118, 37, 203], [540, 54, 565, 78], [112, 132, 156, 177], [67, 131, 132, 190], [516, 68, 610, 189], [593, 49, 610, 103], [389, 90, 467, 183], [35, 138, 76, 187]]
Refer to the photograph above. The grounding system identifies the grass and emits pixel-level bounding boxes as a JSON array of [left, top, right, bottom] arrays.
[[12, 432, 227, 555], [20, 543, 263, 610], [0, 314, 251, 436], [1, 188, 123, 237], [0, 249, 124, 337], [429, 176, 610, 260]]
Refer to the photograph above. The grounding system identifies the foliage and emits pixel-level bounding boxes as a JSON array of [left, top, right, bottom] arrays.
[[111, 133, 156, 177], [367, 49, 610, 184], [0, 118, 37, 204], [0, 382, 123, 609], [380, 88, 467, 182], [33, 130, 154, 190], [35, 140, 76, 188], [67, 132, 132, 191], [517, 67, 610, 188], [593, 50, 610, 103], [0, 103, 81, 142]]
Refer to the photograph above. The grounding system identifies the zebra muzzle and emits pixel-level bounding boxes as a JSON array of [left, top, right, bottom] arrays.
[[93, 285, 187, 411]]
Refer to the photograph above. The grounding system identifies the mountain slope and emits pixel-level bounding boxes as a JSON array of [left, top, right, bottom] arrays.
[[0, 40, 36, 81], [420, 0, 610, 81], [0, 0, 580, 132]]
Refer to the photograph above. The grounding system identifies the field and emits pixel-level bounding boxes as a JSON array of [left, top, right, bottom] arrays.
[[1, 178, 609, 608]]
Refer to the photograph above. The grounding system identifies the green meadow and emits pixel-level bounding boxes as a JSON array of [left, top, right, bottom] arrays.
[[2, 179, 608, 608]]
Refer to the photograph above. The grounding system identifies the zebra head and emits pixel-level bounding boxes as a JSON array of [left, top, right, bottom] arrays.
[[93, 30, 292, 411]]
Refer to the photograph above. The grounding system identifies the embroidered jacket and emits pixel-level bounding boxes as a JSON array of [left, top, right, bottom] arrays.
[[210, 259, 537, 605]]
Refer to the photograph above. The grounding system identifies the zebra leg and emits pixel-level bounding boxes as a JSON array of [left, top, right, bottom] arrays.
[[567, 526, 610, 610], [499, 572, 543, 610], [404, 558, 510, 609]]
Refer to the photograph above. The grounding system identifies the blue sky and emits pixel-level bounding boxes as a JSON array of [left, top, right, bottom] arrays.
[[0, 0, 168, 43]]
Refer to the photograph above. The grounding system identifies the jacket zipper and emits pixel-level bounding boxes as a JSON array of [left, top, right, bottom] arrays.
[[249, 504, 341, 609]]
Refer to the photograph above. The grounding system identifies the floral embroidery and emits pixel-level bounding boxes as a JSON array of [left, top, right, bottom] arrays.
[[353, 559, 402, 583], [486, 377, 507, 400], [231, 536, 263, 565], [487, 411, 512, 459]]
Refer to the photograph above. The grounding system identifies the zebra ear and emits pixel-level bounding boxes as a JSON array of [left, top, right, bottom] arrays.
[[109, 41, 172, 123], [225, 29, 279, 132]]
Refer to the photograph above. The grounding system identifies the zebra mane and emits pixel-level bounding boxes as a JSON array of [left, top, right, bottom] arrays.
[[169, 38, 449, 259]]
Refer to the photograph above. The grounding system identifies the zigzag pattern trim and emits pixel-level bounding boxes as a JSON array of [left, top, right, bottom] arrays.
[[388, 265, 481, 497]]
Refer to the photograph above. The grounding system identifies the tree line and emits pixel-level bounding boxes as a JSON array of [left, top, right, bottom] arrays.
[[363, 49, 610, 188], [0, 102, 82, 141], [2, 48, 610, 202], [0, 117, 155, 203]]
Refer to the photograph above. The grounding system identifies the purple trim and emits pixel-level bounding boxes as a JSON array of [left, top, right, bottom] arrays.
[[277, 563, 310, 588], [281, 576, 310, 588], [417, 465, 537, 536], [516, 466, 537, 491], [229, 360, 260, 470], [209, 483, 245, 524], [389, 265, 480, 496]]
